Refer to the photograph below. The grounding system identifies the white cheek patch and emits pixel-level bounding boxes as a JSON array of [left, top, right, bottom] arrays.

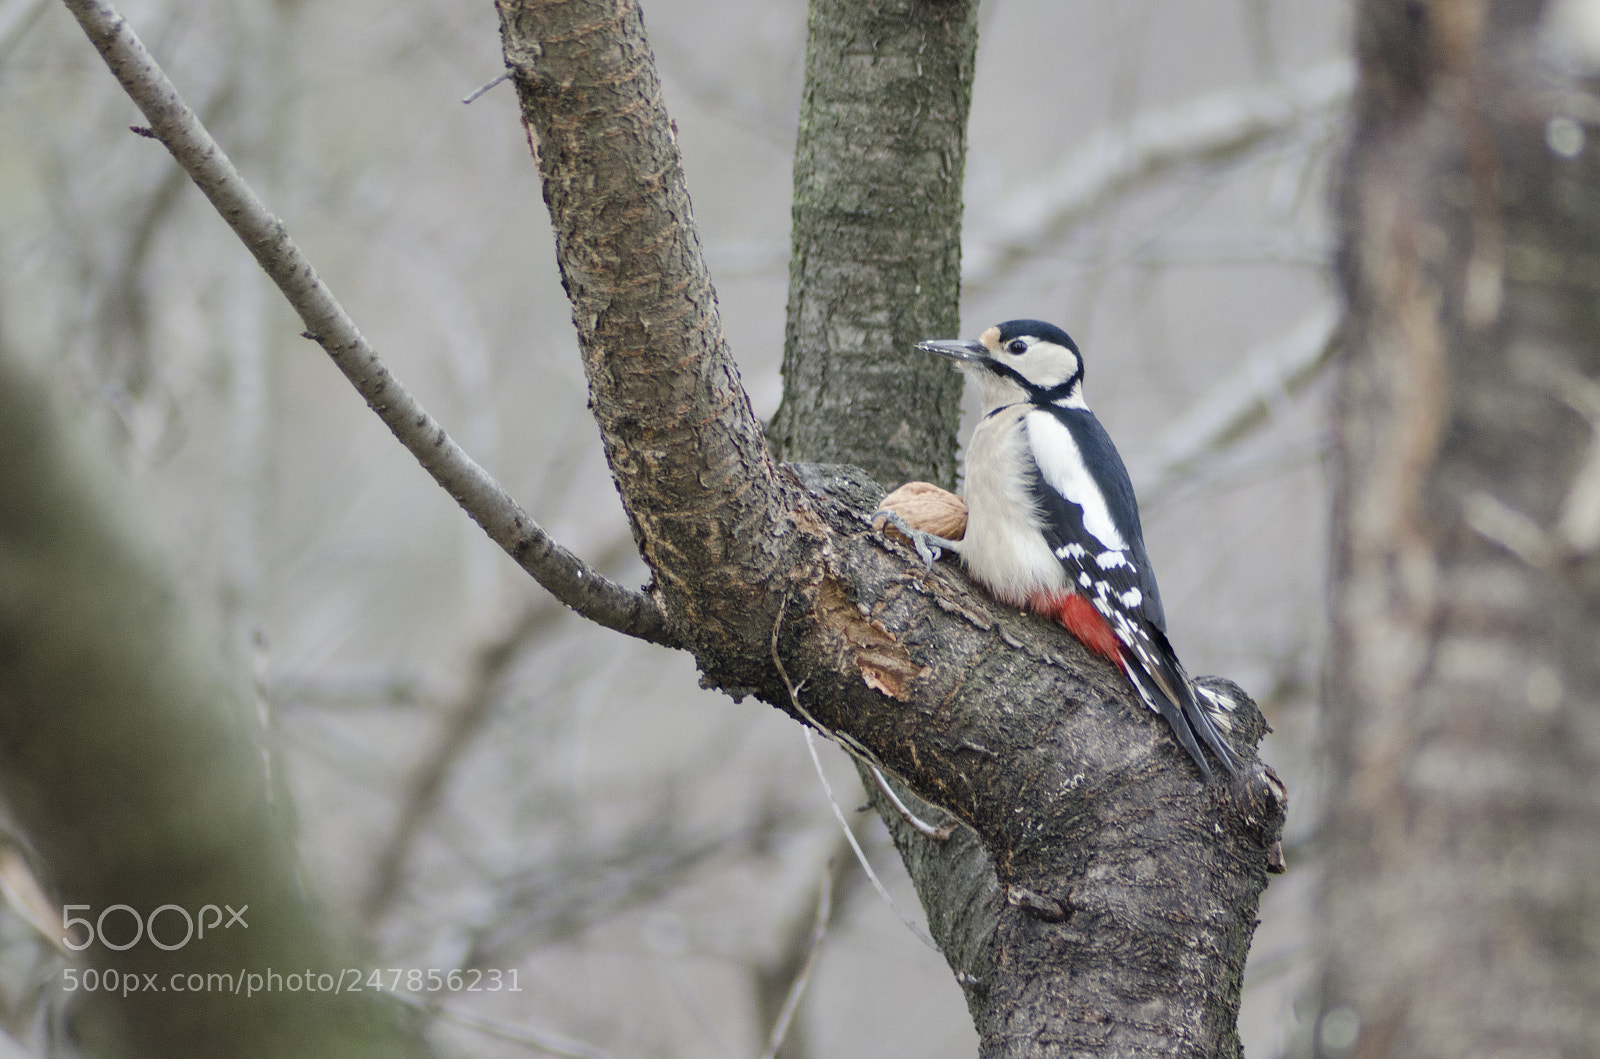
[[1030, 346, 1081, 393], [1025, 413, 1129, 552]]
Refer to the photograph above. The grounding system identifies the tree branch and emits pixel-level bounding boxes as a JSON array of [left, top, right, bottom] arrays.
[[758, 865, 832, 1059], [58, 0, 675, 648], [496, 0, 790, 657], [361, 533, 639, 922]]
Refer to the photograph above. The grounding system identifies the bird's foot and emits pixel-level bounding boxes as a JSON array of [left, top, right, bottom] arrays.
[[872, 509, 961, 569]]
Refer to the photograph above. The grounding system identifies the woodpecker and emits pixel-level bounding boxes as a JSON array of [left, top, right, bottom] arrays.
[[905, 320, 1239, 780]]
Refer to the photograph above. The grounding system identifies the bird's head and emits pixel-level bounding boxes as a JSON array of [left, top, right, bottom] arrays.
[[917, 319, 1085, 410]]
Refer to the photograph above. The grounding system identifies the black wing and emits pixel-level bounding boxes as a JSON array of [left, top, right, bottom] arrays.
[[1024, 407, 1239, 778]]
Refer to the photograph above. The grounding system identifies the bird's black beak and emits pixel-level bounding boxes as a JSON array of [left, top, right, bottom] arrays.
[[915, 338, 987, 363]]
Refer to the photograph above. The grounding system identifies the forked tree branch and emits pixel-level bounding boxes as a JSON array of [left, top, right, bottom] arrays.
[[495, 2, 1285, 1055], [58, 0, 676, 648]]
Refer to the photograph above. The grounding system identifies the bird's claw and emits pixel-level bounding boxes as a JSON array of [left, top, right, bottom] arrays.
[[872, 509, 956, 570]]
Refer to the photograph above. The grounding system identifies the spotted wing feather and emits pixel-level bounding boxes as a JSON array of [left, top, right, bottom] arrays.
[[1024, 407, 1239, 777]]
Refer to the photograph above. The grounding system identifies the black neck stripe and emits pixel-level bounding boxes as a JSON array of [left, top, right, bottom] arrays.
[[985, 360, 1080, 406]]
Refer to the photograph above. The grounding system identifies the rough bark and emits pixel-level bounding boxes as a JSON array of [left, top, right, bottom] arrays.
[[771, 0, 1009, 1027], [496, 1, 1284, 1055], [767, 0, 972, 490], [0, 353, 431, 1058], [1321, 0, 1600, 1054]]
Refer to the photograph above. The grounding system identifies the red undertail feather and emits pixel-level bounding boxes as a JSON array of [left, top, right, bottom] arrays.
[[1029, 591, 1123, 665]]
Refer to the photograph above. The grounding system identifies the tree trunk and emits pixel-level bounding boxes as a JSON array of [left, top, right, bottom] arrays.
[[767, 0, 971, 491], [496, 1, 1285, 1055], [1321, 0, 1600, 1053]]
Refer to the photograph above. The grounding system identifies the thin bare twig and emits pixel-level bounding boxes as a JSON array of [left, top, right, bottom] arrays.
[[767, 597, 885, 770], [97, 77, 238, 402], [802, 730, 941, 954], [866, 766, 958, 842], [750, 826, 872, 1059], [362, 602, 557, 921], [59, 0, 676, 648], [758, 865, 833, 1059], [768, 596, 958, 843], [462, 809, 803, 968], [363, 533, 640, 921], [767, 596, 941, 951], [461, 70, 511, 104]]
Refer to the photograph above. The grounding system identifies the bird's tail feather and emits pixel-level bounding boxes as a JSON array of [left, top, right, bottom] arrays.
[[1123, 634, 1241, 779], [1122, 664, 1215, 780]]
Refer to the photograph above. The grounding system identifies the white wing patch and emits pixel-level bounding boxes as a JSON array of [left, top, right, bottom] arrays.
[[1025, 412, 1129, 552]]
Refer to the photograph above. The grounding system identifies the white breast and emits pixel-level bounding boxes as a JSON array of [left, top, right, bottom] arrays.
[[959, 406, 1068, 606]]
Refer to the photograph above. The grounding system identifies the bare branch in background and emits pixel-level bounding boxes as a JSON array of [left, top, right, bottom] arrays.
[[362, 536, 638, 922], [390, 992, 619, 1059], [1131, 307, 1340, 504], [462, 809, 804, 969], [94, 79, 237, 405], [802, 731, 940, 955], [751, 823, 876, 1059], [360, 603, 557, 922], [963, 61, 1351, 291], [58, 0, 676, 648], [758, 864, 832, 1059]]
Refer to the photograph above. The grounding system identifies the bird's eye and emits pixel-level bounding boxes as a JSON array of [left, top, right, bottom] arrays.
[[1006, 339, 1028, 354]]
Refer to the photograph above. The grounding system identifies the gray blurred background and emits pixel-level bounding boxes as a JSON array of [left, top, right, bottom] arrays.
[[0, 0, 1347, 1054]]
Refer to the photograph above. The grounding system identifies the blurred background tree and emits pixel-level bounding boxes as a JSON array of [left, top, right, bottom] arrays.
[[0, 0, 1345, 1055], [1319, 0, 1600, 1055]]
